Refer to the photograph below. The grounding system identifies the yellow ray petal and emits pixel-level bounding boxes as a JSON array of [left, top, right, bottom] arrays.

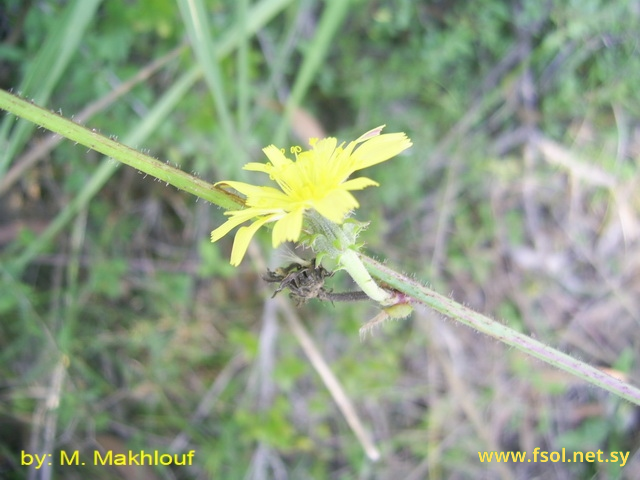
[[354, 125, 385, 143], [229, 215, 276, 266], [310, 136, 338, 160], [352, 133, 412, 170], [219, 181, 290, 207], [341, 177, 379, 191], [272, 209, 304, 246], [262, 145, 292, 168], [242, 162, 273, 173], [224, 207, 278, 222], [216, 180, 267, 198], [211, 214, 254, 243], [313, 189, 359, 223]]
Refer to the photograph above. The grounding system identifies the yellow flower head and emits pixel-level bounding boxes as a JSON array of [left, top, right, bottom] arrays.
[[211, 125, 412, 265]]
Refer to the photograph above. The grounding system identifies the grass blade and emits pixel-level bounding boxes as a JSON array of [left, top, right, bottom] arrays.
[[274, 0, 351, 144], [0, 0, 103, 176], [177, 0, 237, 150]]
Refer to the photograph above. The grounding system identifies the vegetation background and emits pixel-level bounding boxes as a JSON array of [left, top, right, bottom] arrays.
[[1, 0, 639, 479]]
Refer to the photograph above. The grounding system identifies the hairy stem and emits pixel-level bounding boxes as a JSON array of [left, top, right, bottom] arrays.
[[0, 89, 244, 211], [360, 254, 640, 406]]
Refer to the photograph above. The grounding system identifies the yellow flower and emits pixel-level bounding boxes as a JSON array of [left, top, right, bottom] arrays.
[[211, 125, 412, 265]]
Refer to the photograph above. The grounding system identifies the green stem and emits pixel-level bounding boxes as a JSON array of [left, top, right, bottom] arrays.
[[360, 254, 640, 406], [339, 249, 393, 305], [0, 89, 243, 211]]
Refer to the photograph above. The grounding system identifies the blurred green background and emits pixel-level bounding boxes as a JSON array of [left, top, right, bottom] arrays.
[[1, 0, 640, 479]]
